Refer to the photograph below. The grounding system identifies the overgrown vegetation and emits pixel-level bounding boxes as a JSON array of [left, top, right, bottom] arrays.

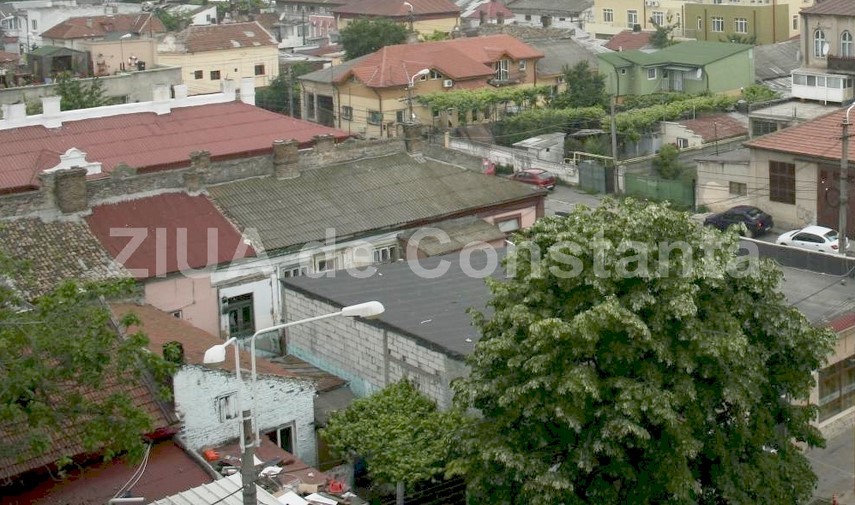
[[741, 83, 780, 103], [340, 18, 408, 60], [649, 15, 679, 49], [255, 62, 314, 117], [55, 72, 109, 111], [551, 61, 608, 109]]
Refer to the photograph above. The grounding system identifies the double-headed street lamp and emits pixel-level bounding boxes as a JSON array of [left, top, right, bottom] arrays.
[[407, 68, 430, 123], [203, 301, 386, 505]]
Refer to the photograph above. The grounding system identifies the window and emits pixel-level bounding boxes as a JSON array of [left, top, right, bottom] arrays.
[[519, 60, 526, 71], [729, 181, 747, 196], [368, 110, 382, 125], [676, 138, 689, 148], [697, 17, 703, 30], [620, 68, 627, 75], [818, 355, 855, 422], [396, 110, 405, 123], [627, 10, 638, 28], [647, 68, 657, 80], [792, 15, 798, 31], [429, 70, 442, 79], [210, 70, 221, 80], [815, 28, 827, 58], [603, 8, 613, 23], [193, 70, 203, 80], [525, 14, 531, 21], [314, 255, 338, 273], [170, 310, 183, 319], [282, 265, 308, 278], [752, 119, 778, 137], [495, 59, 509, 80], [843, 31, 854, 58], [769, 160, 796, 204], [226, 293, 254, 338], [711, 16, 724, 32], [373, 245, 399, 264], [496, 216, 521, 233], [734, 17, 747, 34], [651, 11, 664, 26], [31, 19, 36, 30], [342, 106, 353, 120], [254, 64, 265, 76], [217, 393, 239, 423], [268, 424, 295, 454], [306, 93, 316, 120]]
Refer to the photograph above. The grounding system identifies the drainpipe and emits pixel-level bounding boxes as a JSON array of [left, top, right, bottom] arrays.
[[772, 0, 776, 43]]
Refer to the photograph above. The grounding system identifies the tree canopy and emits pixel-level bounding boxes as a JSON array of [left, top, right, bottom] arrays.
[[55, 72, 108, 111], [321, 380, 461, 488], [339, 18, 408, 60], [0, 255, 174, 469], [451, 199, 836, 504], [551, 61, 608, 110], [652, 143, 690, 180]]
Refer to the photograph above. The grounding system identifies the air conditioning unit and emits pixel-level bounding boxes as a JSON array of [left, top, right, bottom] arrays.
[[443, 79, 453, 88]]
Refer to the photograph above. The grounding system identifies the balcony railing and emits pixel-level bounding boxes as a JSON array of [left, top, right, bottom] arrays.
[[827, 55, 855, 74]]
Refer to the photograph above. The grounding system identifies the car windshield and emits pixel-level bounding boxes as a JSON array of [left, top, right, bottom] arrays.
[[534, 172, 551, 179], [824, 230, 839, 241]]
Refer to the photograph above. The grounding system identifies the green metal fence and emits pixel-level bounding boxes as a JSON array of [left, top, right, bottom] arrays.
[[624, 173, 695, 209]]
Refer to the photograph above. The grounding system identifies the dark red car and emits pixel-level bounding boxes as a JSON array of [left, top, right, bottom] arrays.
[[509, 169, 557, 190]]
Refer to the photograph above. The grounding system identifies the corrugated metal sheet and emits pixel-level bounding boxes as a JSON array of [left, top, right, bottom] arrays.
[[152, 473, 281, 505], [333, 0, 459, 17]]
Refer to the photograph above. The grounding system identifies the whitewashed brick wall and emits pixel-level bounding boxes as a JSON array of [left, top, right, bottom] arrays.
[[173, 366, 318, 466], [283, 291, 470, 409]]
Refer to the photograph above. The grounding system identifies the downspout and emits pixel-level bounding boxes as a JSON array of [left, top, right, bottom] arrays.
[[772, 0, 776, 43], [372, 86, 383, 137]]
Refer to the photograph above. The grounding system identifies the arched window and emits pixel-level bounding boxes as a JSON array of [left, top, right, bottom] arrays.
[[815, 28, 827, 58], [842, 31, 853, 57]]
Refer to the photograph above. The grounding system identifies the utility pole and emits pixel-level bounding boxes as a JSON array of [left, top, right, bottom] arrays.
[[287, 65, 294, 117], [610, 96, 619, 194], [240, 409, 257, 505], [841, 109, 851, 255]]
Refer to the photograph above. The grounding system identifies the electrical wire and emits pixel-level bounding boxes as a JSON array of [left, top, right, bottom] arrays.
[[112, 440, 153, 499]]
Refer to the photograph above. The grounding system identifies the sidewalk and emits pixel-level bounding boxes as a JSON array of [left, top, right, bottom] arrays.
[[808, 425, 855, 504]]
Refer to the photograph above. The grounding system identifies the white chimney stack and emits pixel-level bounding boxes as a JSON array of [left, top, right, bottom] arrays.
[[151, 84, 171, 115], [41, 96, 62, 128], [221, 79, 237, 101], [240, 77, 256, 106]]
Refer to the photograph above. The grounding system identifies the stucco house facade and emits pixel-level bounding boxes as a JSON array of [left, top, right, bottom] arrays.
[[792, 0, 855, 104], [157, 22, 280, 95], [298, 34, 546, 138], [332, 0, 460, 39], [598, 41, 754, 100], [40, 12, 166, 51]]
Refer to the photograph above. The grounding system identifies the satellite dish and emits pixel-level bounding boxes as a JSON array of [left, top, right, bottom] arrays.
[[823, 42, 830, 56], [695, 68, 703, 79]]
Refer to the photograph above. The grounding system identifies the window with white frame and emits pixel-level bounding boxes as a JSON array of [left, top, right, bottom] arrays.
[[792, 15, 798, 31], [676, 138, 689, 148], [368, 110, 382, 125], [711, 17, 724, 32], [282, 265, 308, 278], [734, 18, 747, 34], [519, 60, 526, 71], [430, 70, 442, 79], [373, 245, 399, 264], [342, 106, 353, 120], [729, 181, 747, 196], [627, 10, 638, 27], [697, 17, 703, 30], [647, 68, 657, 80], [843, 31, 854, 58], [496, 216, 521, 233], [314, 255, 338, 273], [495, 59, 509, 80], [217, 393, 238, 423], [814, 28, 827, 58], [603, 8, 613, 23], [268, 423, 296, 454], [651, 11, 664, 27]]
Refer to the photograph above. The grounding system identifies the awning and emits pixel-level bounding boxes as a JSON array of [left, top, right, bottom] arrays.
[[664, 65, 697, 72]]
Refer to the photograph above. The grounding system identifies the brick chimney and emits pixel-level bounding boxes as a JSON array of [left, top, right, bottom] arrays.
[[272, 139, 299, 179], [185, 150, 210, 192], [43, 167, 89, 213], [313, 134, 336, 154], [497, 11, 505, 25], [402, 123, 423, 154]]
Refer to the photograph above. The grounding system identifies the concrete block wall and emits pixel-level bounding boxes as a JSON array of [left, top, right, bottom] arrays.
[[174, 366, 318, 466], [283, 290, 466, 409]]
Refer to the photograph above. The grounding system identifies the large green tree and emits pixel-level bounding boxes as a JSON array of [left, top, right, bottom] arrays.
[[255, 62, 313, 117], [0, 256, 174, 469], [451, 199, 835, 504], [551, 61, 608, 110], [321, 381, 461, 501], [339, 18, 408, 60], [54, 72, 108, 111]]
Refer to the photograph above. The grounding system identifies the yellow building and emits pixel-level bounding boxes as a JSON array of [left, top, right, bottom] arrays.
[[587, 0, 812, 42], [332, 0, 461, 39], [157, 22, 280, 95], [298, 35, 546, 139]]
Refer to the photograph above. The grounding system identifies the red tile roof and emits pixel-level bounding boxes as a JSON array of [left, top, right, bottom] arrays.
[[111, 303, 297, 379], [86, 193, 254, 279], [828, 312, 855, 333], [0, 51, 19, 64], [466, 0, 515, 20], [743, 107, 850, 162], [604, 30, 653, 51], [175, 22, 278, 53], [41, 13, 166, 40], [0, 101, 350, 193], [802, 0, 855, 16], [1, 440, 211, 504], [338, 34, 543, 87], [333, 0, 460, 17], [677, 113, 747, 142]]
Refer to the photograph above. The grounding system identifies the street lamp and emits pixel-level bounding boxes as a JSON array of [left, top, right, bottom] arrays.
[[406, 68, 430, 123], [203, 301, 386, 505], [119, 33, 132, 72]]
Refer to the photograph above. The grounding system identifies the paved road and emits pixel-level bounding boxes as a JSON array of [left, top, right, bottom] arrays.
[[808, 425, 855, 504], [545, 185, 603, 215]]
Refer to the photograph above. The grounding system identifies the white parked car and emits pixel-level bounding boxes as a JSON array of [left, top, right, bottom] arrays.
[[776, 225, 846, 254]]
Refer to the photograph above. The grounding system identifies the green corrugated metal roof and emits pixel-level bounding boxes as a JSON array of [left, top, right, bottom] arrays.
[[29, 45, 85, 57], [208, 152, 544, 252], [598, 41, 751, 67]]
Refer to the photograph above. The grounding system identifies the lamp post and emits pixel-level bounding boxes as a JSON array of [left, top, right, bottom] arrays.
[[841, 103, 855, 256], [119, 33, 132, 72], [406, 68, 430, 123], [204, 301, 386, 505]]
